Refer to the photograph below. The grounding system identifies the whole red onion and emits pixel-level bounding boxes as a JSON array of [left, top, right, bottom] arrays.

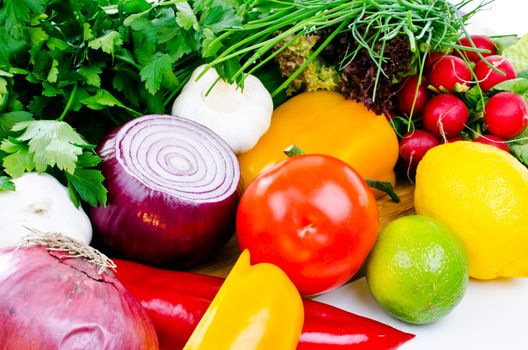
[[90, 115, 240, 266], [0, 233, 158, 349]]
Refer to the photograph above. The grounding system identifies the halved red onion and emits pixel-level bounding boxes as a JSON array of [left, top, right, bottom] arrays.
[[90, 115, 240, 266]]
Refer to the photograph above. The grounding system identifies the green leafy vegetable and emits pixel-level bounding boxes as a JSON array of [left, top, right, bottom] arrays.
[[509, 129, 528, 167], [503, 34, 528, 72], [0, 176, 15, 191], [0, 111, 33, 138], [88, 31, 124, 55], [66, 168, 107, 208], [0, 120, 107, 206], [1, 141, 34, 178], [10, 120, 88, 174], [491, 78, 528, 98]]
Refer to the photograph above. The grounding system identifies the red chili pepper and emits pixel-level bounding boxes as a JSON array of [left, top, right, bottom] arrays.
[[114, 259, 414, 349]]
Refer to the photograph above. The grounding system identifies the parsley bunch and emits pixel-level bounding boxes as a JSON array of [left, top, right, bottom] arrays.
[[0, 0, 249, 206]]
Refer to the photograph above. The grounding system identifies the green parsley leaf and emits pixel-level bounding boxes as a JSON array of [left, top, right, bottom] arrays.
[[140, 53, 175, 94], [42, 81, 63, 97], [76, 151, 102, 168], [11, 120, 89, 174], [79, 66, 102, 88], [166, 30, 198, 60], [0, 176, 15, 191], [81, 23, 93, 42], [1, 141, 34, 177], [0, 78, 6, 95], [28, 96, 50, 116], [0, 111, 34, 138], [88, 31, 123, 55], [0, 0, 46, 39], [66, 168, 107, 207], [113, 72, 140, 107], [67, 179, 81, 208], [82, 89, 126, 110], [176, 2, 199, 31], [28, 26, 49, 47], [120, 0, 152, 14], [201, 5, 242, 32]]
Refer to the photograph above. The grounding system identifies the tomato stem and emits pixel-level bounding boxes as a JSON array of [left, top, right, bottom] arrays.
[[365, 179, 400, 203], [284, 144, 305, 157]]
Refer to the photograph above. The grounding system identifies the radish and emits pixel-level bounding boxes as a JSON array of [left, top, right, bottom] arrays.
[[484, 92, 528, 139], [397, 130, 439, 179], [396, 75, 430, 116], [457, 35, 496, 63], [424, 52, 446, 72], [422, 94, 469, 140], [428, 55, 472, 93], [446, 136, 463, 143], [474, 134, 510, 153], [474, 55, 517, 92]]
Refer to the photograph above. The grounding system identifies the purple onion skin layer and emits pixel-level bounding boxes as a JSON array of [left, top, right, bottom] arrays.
[[0, 246, 158, 349], [90, 115, 241, 266]]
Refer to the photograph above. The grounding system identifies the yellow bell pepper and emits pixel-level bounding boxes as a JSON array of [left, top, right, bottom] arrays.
[[184, 250, 304, 350], [238, 91, 399, 192]]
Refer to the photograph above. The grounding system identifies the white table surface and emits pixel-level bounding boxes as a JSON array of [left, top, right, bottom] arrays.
[[314, 277, 528, 349]]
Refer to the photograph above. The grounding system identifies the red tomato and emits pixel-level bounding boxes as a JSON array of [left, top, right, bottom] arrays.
[[236, 154, 379, 296]]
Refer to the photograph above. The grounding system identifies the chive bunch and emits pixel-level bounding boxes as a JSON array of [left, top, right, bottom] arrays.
[[207, 0, 488, 97]]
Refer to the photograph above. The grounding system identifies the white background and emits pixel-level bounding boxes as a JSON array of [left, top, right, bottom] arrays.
[[315, 1, 528, 349]]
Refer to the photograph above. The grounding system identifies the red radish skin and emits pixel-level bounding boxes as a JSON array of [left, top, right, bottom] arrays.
[[484, 92, 528, 139], [424, 52, 446, 72], [475, 55, 517, 92], [428, 55, 472, 93], [457, 35, 497, 62], [397, 75, 430, 116], [474, 135, 510, 153], [422, 94, 469, 140], [397, 130, 439, 178], [446, 136, 464, 143]]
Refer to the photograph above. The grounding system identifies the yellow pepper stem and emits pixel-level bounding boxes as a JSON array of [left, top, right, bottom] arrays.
[[184, 250, 304, 350]]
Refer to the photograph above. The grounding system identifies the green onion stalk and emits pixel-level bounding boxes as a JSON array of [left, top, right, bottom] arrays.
[[203, 0, 490, 99]]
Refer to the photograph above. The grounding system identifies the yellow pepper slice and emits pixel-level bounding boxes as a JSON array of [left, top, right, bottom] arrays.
[[184, 250, 304, 350], [238, 91, 399, 192]]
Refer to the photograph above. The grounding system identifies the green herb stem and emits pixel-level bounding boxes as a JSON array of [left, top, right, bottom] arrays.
[[57, 84, 78, 122]]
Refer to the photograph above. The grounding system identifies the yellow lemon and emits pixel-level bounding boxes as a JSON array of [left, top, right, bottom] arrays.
[[415, 141, 528, 279]]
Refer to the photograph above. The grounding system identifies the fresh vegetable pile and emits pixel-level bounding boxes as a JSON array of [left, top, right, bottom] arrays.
[[0, 0, 491, 204], [0, 0, 528, 349]]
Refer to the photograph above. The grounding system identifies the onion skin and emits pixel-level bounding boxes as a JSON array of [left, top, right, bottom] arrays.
[[89, 115, 240, 266], [0, 246, 158, 349]]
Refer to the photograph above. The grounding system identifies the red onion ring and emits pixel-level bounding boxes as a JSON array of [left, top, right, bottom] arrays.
[[90, 115, 240, 266]]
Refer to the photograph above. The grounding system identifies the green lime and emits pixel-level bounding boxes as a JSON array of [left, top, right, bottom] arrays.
[[366, 215, 469, 324]]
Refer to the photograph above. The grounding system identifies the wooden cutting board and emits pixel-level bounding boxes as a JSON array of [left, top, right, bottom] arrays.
[[191, 181, 416, 277]]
